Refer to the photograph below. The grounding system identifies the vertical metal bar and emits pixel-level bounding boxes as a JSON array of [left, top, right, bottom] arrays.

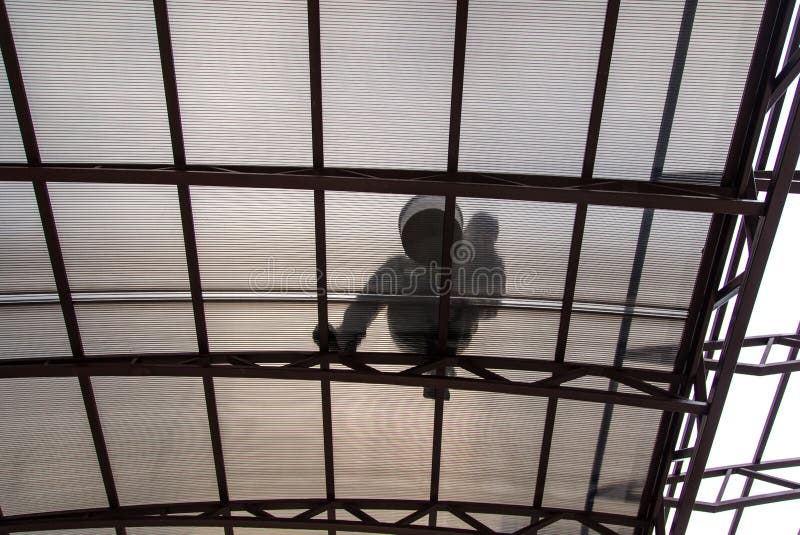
[[670, 62, 800, 535], [308, 0, 324, 169], [585, 2, 698, 527], [447, 0, 468, 173], [1, 5, 123, 533], [533, 3, 619, 523], [722, 0, 793, 193], [154, 0, 185, 169], [727, 322, 799, 534], [0, 0, 38, 165], [154, 3, 230, 531]]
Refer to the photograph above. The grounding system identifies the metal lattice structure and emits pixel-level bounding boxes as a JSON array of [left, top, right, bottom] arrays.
[[0, 1, 798, 535]]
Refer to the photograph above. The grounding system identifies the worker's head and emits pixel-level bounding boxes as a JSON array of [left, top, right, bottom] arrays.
[[465, 211, 499, 250], [398, 196, 463, 265]]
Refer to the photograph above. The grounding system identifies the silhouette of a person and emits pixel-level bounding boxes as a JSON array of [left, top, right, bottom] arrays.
[[314, 196, 505, 399]]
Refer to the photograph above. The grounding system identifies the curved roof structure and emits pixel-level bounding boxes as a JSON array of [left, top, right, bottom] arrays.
[[0, 1, 798, 535]]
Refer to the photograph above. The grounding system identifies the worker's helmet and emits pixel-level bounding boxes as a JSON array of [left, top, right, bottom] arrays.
[[398, 196, 463, 265]]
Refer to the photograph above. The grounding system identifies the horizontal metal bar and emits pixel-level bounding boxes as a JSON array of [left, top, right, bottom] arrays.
[[704, 357, 800, 375], [702, 332, 800, 351], [0, 165, 764, 215], [666, 457, 800, 483], [0, 290, 689, 320], [753, 170, 800, 193], [736, 467, 800, 489], [0, 499, 645, 530], [664, 488, 800, 512], [0, 354, 703, 413]]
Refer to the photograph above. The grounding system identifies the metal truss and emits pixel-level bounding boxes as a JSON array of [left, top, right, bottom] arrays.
[[0, 499, 644, 535], [0, 0, 798, 534]]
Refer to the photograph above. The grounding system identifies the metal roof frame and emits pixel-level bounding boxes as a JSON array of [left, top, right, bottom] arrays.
[[0, 0, 798, 534]]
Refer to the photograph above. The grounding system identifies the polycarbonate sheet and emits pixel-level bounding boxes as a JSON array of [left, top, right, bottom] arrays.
[[0, 304, 71, 359], [191, 187, 316, 292], [0, 182, 56, 293], [48, 183, 189, 292], [595, 0, 765, 182], [439, 391, 547, 505], [76, 302, 197, 355], [128, 528, 224, 535], [0, 65, 25, 162], [332, 383, 432, 499], [459, 1, 605, 176], [6, 0, 171, 163], [169, 1, 312, 165], [206, 301, 317, 352], [321, 1, 454, 169], [215, 378, 325, 500], [574, 205, 710, 310], [542, 399, 661, 516], [92, 376, 218, 506], [663, 1, 765, 180], [565, 312, 685, 370], [457, 199, 575, 300], [0, 377, 107, 515], [462, 307, 560, 359]]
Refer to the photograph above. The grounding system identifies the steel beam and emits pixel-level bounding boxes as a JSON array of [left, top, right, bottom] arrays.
[[0, 165, 763, 215], [668, 35, 800, 535], [0, 499, 645, 533]]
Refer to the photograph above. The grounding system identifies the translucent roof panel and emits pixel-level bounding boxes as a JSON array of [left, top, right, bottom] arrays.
[[76, 302, 197, 355], [0, 377, 108, 515], [6, 0, 171, 163], [92, 376, 219, 506], [0, 304, 71, 359], [332, 383, 432, 500], [566, 312, 685, 371], [542, 397, 661, 516], [594, 0, 765, 182], [48, 183, 190, 292], [0, 64, 25, 162], [206, 301, 317, 352], [459, 1, 605, 176], [457, 198, 575, 300], [191, 187, 316, 292], [439, 391, 548, 505], [169, 1, 312, 166], [321, 1, 454, 169], [0, 182, 56, 293], [215, 378, 326, 500], [128, 529, 224, 535], [574, 205, 710, 310], [460, 307, 560, 359]]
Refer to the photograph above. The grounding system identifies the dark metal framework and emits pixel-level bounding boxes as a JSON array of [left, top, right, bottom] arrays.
[[0, 0, 798, 534]]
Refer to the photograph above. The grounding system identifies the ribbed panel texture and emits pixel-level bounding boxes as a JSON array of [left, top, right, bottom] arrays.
[[594, 0, 765, 182], [0, 65, 25, 162], [0, 182, 56, 293], [76, 302, 197, 355], [440, 391, 547, 505], [128, 528, 224, 535], [542, 399, 661, 516], [6, 0, 171, 163], [0, 304, 71, 359], [0, 377, 107, 515], [169, 1, 312, 165], [15, 530, 116, 535], [332, 383, 432, 499], [460, 1, 605, 176], [215, 378, 326, 500], [574, 205, 710, 309], [206, 301, 317, 352], [191, 187, 316, 292], [463, 308, 560, 359], [92, 376, 218, 506], [458, 199, 575, 300], [48, 183, 189, 291], [321, 0, 454, 169], [566, 312, 685, 371]]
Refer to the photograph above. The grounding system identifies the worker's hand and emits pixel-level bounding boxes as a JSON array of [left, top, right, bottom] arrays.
[[313, 323, 341, 352]]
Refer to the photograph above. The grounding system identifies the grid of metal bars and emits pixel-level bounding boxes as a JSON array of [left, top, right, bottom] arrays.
[[0, 0, 798, 534]]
